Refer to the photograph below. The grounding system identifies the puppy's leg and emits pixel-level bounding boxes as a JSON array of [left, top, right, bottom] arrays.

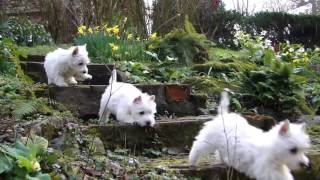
[[102, 110, 111, 124], [66, 77, 78, 85], [54, 76, 68, 87], [189, 138, 214, 166]]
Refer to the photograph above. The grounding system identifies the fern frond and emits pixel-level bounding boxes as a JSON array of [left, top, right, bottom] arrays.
[[12, 99, 44, 119]]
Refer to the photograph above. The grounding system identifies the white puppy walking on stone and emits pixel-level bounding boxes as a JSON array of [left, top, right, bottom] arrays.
[[44, 45, 92, 86], [99, 69, 156, 127], [189, 91, 311, 180]]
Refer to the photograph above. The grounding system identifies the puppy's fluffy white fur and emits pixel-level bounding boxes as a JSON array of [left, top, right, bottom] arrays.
[[189, 91, 311, 180], [44, 45, 92, 86], [99, 69, 156, 127]]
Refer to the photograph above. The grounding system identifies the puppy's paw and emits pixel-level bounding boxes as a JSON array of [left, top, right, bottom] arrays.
[[69, 79, 78, 85], [84, 74, 92, 80]]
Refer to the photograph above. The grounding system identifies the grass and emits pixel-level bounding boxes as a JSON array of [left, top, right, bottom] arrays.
[[18, 44, 72, 55]]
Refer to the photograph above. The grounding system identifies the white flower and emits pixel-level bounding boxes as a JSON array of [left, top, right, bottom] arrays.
[[260, 30, 267, 36], [233, 23, 241, 31], [297, 47, 305, 53], [289, 48, 294, 52]]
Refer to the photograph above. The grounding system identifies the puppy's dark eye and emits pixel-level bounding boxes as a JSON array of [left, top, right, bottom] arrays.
[[289, 147, 298, 154], [139, 111, 145, 115], [78, 62, 83, 66]]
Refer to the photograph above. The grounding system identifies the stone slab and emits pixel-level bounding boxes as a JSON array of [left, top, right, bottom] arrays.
[[87, 115, 276, 152], [48, 84, 207, 118]]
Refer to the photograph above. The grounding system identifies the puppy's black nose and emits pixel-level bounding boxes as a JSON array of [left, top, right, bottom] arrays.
[[82, 71, 87, 74], [145, 121, 151, 126], [300, 162, 312, 170]]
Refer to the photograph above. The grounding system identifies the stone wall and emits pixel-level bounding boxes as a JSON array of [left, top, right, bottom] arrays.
[[0, 0, 41, 22]]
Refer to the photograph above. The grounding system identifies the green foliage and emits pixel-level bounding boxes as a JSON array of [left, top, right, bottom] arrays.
[[0, 137, 50, 179], [0, 75, 51, 119], [119, 55, 194, 83], [238, 60, 313, 119], [0, 17, 53, 46], [156, 16, 210, 66], [0, 38, 28, 79]]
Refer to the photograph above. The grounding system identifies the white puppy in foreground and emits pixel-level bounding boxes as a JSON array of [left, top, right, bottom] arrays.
[[189, 91, 311, 180], [44, 45, 92, 86], [99, 69, 156, 127]]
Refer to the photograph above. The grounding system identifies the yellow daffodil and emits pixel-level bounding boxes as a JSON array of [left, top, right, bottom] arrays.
[[88, 27, 93, 34], [112, 25, 120, 35], [78, 25, 87, 35], [149, 32, 157, 41], [127, 33, 133, 40], [106, 27, 112, 33], [136, 37, 140, 41], [109, 43, 119, 52], [95, 26, 100, 31]]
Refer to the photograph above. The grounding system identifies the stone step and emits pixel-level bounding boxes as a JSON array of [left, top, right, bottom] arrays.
[[21, 61, 127, 85], [20, 54, 45, 62], [48, 85, 207, 118], [85, 115, 275, 153], [173, 153, 320, 180]]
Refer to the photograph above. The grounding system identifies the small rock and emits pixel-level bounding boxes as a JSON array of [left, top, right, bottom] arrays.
[[155, 165, 167, 174], [90, 137, 105, 154], [109, 161, 122, 176], [128, 158, 139, 167]]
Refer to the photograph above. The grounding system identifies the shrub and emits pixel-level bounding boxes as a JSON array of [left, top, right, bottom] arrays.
[[0, 38, 27, 78], [155, 16, 210, 66], [238, 60, 312, 119], [0, 17, 53, 46]]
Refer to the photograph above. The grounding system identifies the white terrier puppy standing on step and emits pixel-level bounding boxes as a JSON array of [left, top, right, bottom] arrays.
[[189, 91, 311, 180], [99, 69, 156, 127], [44, 45, 92, 86]]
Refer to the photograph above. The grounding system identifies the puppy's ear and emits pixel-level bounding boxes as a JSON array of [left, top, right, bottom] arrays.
[[133, 96, 142, 104], [72, 46, 79, 56], [279, 120, 290, 135], [150, 95, 155, 101]]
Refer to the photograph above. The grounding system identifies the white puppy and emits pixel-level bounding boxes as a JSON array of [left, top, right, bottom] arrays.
[[189, 91, 311, 180], [44, 45, 92, 86], [99, 69, 156, 127]]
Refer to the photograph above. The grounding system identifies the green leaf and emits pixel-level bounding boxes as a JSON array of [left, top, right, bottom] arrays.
[[22, 135, 48, 152], [0, 154, 13, 173], [16, 155, 34, 173], [26, 173, 51, 180]]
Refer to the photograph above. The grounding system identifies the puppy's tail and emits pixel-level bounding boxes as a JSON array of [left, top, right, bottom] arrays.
[[109, 69, 117, 84], [218, 90, 229, 115]]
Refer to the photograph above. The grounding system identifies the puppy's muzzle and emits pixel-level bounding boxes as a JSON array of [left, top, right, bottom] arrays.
[[300, 161, 312, 170]]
